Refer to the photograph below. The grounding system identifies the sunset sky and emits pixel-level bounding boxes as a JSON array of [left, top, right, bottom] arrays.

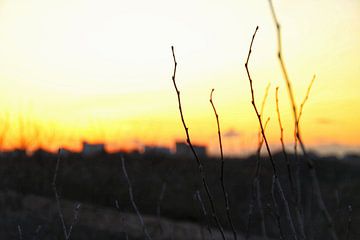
[[0, 0, 359, 156]]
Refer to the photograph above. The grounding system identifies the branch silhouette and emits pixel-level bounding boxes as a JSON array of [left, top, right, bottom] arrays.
[[171, 46, 226, 240]]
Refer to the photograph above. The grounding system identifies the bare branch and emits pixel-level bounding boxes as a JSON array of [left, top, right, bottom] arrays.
[[247, 117, 270, 240], [275, 87, 296, 195], [245, 26, 277, 175], [346, 204, 352, 240], [245, 26, 298, 240], [268, 1, 338, 239], [195, 190, 214, 240], [17, 225, 22, 240], [298, 75, 316, 129], [171, 46, 226, 239], [156, 182, 167, 234], [210, 88, 237, 240], [276, 87, 306, 239], [271, 176, 285, 240], [121, 157, 152, 240], [53, 149, 81, 240]]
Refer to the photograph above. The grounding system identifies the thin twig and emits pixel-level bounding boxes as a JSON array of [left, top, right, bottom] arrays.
[[298, 75, 316, 124], [157, 182, 167, 234], [276, 87, 306, 240], [195, 190, 214, 240], [53, 149, 70, 240], [346, 204, 352, 240], [171, 46, 226, 239], [275, 87, 294, 191], [246, 117, 270, 240], [53, 149, 81, 240], [67, 203, 81, 239], [245, 26, 298, 240], [245, 27, 277, 175], [210, 88, 237, 240], [17, 225, 22, 240], [32, 225, 42, 240], [121, 157, 152, 240], [267, 2, 338, 239], [271, 176, 285, 240], [256, 118, 270, 240]]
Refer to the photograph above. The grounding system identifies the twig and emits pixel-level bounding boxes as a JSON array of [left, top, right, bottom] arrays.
[[256, 118, 270, 240], [195, 190, 214, 240], [275, 87, 294, 191], [171, 46, 226, 239], [260, 84, 271, 118], [245, 27, 277, 175], [276, 87, 306, 240], [53, 149, 81, 240], [271, 176, 285, 240], [157, 182, 167, 234], [246, 117, 270, 240], [267, 2, 338, 239], [346, 205, 352, 240], [245, 26, 298, 240], [17, 225, 22, 240], [298, 75, 316, 125], [121, 157, 152, 240], [210, 89, 237, 240], [67, 203, 81, 239], [32, 225, 42, 240]]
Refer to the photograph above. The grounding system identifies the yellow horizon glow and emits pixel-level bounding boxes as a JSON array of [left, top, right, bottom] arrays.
[[0, 0, 359, 156]]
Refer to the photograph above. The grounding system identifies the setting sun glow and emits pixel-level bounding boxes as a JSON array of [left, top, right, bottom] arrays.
[[0, 0, 359, 156]]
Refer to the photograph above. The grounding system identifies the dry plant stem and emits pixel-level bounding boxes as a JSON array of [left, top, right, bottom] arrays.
[[255, 179, 268, 240], [53, 149, 81, 240], [195, 190, 214, 240], [271, 176, 285, 240], [276, 88, 306, 240], [171, 46, 226, 240], [256, 118, 269, 240], [17, 225, 22, 240], [267, 2, 338, 239], [210, 89, 237, 240], [245, 27, 277, 175], [156, 182, 167, 234], [294, 76, 315, 202], [245, 26, 298, 240], [32, 225, 42, 240], [157, 182, 167, 220], [275, 87, 294, 192], [268, 0, 297, 125], [298, 75, 315, 125], [346, 205, 352, 240], [246, 117, 270, 240], [121, 157, 152, 240], [53, 150, 70, 240], [260, 84, 271, 119]]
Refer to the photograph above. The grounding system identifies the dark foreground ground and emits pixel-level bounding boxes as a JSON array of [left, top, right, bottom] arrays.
[[0, 150, 359, 239]]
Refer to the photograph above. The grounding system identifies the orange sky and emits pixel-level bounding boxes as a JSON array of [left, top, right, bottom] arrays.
[[0, 0, 359, 156]]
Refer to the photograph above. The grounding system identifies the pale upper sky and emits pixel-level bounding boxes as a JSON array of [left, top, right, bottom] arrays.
[[0, 0, 359, 156]]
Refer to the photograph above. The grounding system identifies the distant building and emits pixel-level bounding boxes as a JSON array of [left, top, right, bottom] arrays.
[[82, 142, 106, 157], [175, 141, 207, 158], [144, 146, 171, 155]]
